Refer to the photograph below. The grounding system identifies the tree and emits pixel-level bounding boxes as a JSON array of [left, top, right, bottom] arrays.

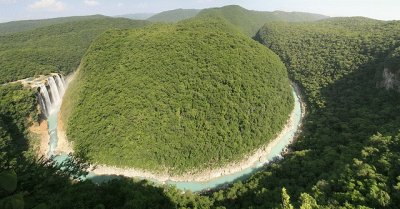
[[281, 187, 294, 209]]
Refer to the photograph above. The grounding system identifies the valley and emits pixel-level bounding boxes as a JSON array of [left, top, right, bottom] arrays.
[[0, 3, 399, 209]]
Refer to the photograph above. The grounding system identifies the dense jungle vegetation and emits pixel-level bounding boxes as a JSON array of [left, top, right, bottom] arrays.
[[1, 6, 400, 209], [63, 17, 293, 174], [0, 84, 212, 209], [208, 17, 400, 208], [0, 16, 148, 83]]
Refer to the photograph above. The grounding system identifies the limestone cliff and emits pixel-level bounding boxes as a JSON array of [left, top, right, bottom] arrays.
[[381, 68, 400, 92]]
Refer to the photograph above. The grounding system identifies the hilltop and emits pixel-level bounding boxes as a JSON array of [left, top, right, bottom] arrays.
[[198, 5, 328, 36], [145, 5, 327, 36], [62, 17, 293, 174]]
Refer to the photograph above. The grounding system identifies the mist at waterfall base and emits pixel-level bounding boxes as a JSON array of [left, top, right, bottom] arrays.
[[42, 80, 302, 192]]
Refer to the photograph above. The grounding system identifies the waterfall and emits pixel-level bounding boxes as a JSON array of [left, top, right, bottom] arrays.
[[48, 77, 61, 106], [37, 74, 66, 118], [38, 93, 48, 117], [54, 74, 65, 96], [60, 74, 66, 86], [39, 84, 52, 116]]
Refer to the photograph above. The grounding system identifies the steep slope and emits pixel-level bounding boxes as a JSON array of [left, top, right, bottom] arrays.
[[212, 18, 400, 208], [147, 9, 201, 22], [0, 17, 149, 83], [198, 5, 328, 36], [63, 18, 293, 174], [0, 15, 106, 36]]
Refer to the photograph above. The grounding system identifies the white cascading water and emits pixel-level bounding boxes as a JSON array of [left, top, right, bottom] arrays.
[[54, 74, 65, 96], [38, 93, 48, 117], [61, 74, 66, 86], [48, 77, 61, 106], [39, 84, 52, 116], [37, 75, 66, 117]]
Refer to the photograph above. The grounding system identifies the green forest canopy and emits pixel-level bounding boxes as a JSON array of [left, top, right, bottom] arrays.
[[63, 17, 293, 174], [145, 5, 327, 36], [1, 9, 400, 209], [0, 16, 149, 84], [211, 17, 400, 208], [197, 5, 328, 36]]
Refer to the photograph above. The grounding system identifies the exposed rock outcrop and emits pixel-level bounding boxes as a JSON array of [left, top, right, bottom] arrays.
[[380, 68, 400, 92]]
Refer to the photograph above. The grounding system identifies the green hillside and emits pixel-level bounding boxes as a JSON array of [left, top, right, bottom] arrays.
[[198, 5, 328, 36], [211, 17, 400, 208], [147, 9, 201, 22], [384, 46, 400, 70], [2, 6, 400, 209], [0, 17, 149, 83], [0, 15, 106, 36], [63, 17, 293, 174]]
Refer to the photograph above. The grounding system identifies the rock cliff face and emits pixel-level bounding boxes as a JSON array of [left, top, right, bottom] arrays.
[[378, 46, 400, 92], [381, 68, 400, 92]]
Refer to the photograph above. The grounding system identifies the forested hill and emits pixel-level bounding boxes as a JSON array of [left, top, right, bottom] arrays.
[[209, 17, 400, 208], [197, 5, 328, 36], [63, 17, 293, 174], [147, 9, 201, 22], [0, 15, 106, 36], [0, 17, 149, 83], [146, 5, 327, 35], [2, 8, 400, 209]]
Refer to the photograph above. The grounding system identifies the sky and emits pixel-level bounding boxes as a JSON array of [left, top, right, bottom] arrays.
[[0, 0, 399, 23]]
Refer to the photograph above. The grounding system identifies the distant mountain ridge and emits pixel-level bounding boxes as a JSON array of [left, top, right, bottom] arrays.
[[0, 15, 106, 36], [143, 5, 328, 36], [115, 13, 155, 20], [0, 5, 328, 36], [147, 8, 201, 22], [198, 5, 329, 36], [0, 17, 149, 83]]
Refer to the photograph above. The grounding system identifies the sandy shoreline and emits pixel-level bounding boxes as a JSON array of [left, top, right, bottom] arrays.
[[70, 83, 305, 183], [29, 120, 49, 158]]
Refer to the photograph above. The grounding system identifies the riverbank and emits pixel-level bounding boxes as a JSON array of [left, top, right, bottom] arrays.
[[29, 120, 49, 158], [56, 82, 304, 183], [56, 112, 73, 155]]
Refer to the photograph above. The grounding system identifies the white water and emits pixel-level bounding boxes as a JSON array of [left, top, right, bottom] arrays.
[[37, 75, 66, 119], [48, 77, 61, 106], [39, 84, 52, 116], [38, 94, 48, 117], [54, 74, 65, 96]]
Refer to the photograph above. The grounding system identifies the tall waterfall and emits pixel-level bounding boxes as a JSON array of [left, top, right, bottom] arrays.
[[54, 74, 65, 96], [39, 84, 52, 116], [38, 91, 48, 117], [48, 77, 61, 105], [37, 74, 66, 117]]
